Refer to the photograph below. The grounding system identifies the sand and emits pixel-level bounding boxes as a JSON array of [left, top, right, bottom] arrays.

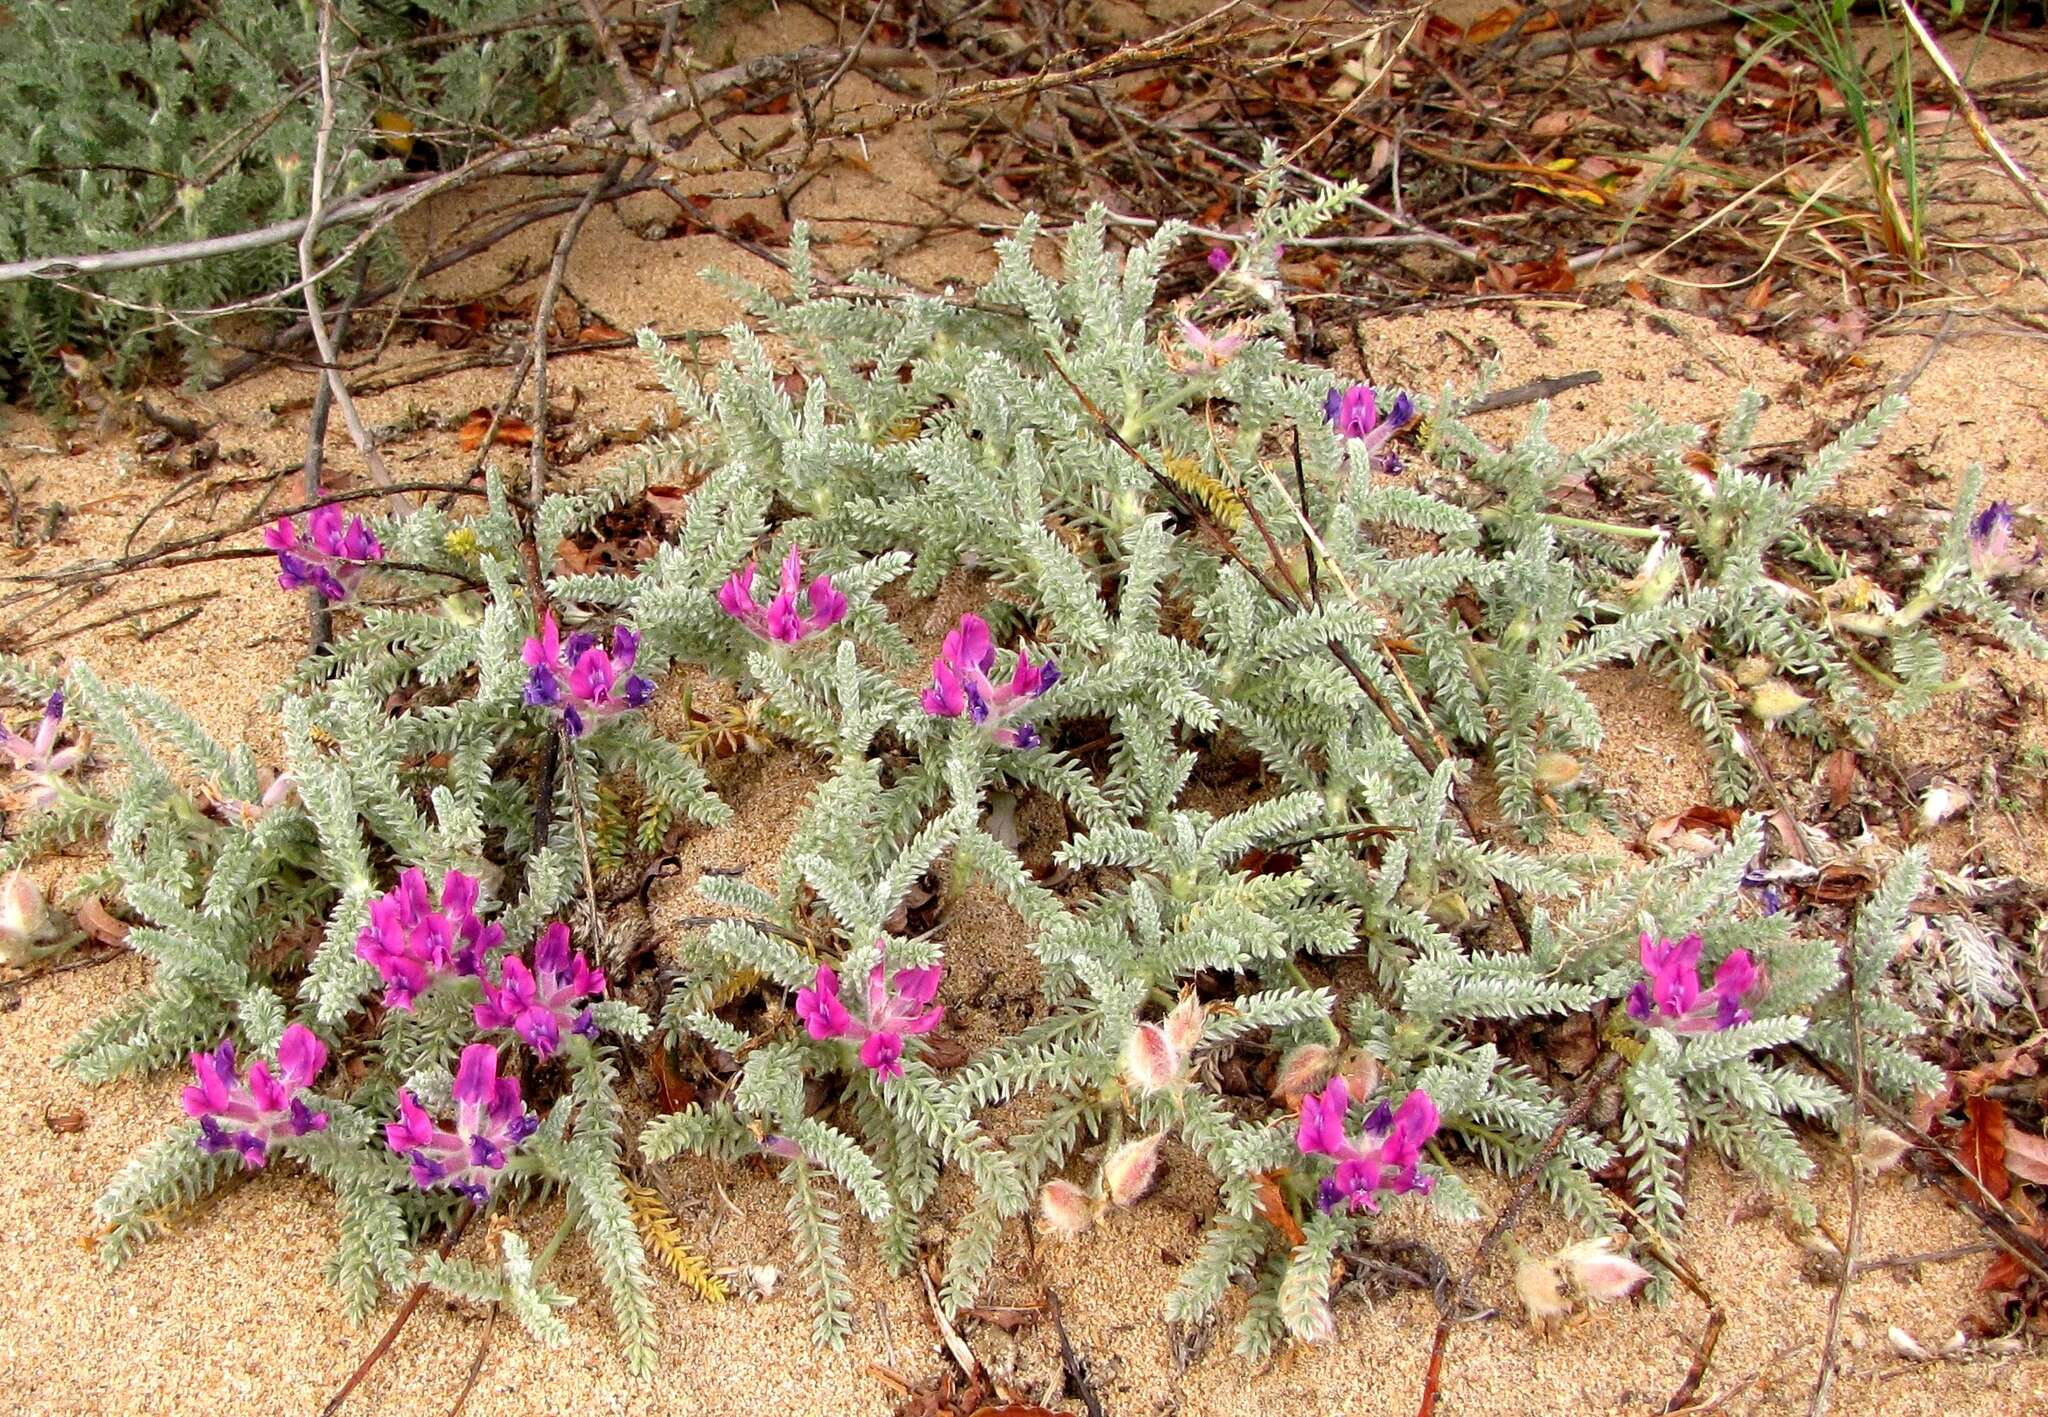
[[5, 3, 2048, 1412]]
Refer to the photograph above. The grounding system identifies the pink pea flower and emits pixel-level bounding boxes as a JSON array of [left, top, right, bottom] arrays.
[[1625, 932, 1761, 1034], [384, 1043, 538, 1206], [1175, 315, 1251, 368], [1969, 502, 2038, 581], [1206, 246, 1233, 274], [0, 691, 86, 812], [262, 505, 383, 603], [794, 950, 945, 1080], [473, 921, 605, 1059], [718, 546, 848, 645], [921, 613, 1058, 750], [1294, 1076, 1440, 1214], [523, 612, 654, 737], [199, 769, 296, 829], [182, 1024, 330, 1168], [355, 867, 502, 1011], [1325, 384, 1416, 474]]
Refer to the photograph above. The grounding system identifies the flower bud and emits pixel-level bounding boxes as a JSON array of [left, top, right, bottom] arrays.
[[1122, 1023, 1181, 1095], [1103, 1134, 1165, 1207], [1748, 679, 1810, 726], [1857, 1124, 1913, 1175], [1531, 752, 1583, 792], [1732, 655, 1773, 688], [0, 872, 56, 966], [1336, 1047, 1382, 1101], [1164, 992, 1206, 1057], [1038, 1179, 1100, 1237], [1918, 782, 1970, 830], [1272, 1043, 1334, 1101], [1555, 1236, 1652, 1303], [1623, 537, 1681, 610], [1425, 889, 1471, 930], [1514, 1255, 1574, 1333]]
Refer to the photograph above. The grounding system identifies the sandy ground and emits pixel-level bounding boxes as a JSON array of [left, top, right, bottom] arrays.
[[5, 3, 2048, 1413]]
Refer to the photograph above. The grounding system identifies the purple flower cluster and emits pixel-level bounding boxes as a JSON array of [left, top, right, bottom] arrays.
[[1, 691, 84, 812], [1294, 1077, 1440, 1214], [355, 867, 503, 1011], [718, 546, 847, 645], [523, 612, 655, 737], [922, 613, 1058, 750], [473, 921, 605, 1059], [1325, 384, 1415, 474], [795, 951, 945, 1079], [182, 1024, 330, 1168], [1625, 932, 1760, 1034], [263, 506, 383, 603], [384, 1043, 539, 1205]]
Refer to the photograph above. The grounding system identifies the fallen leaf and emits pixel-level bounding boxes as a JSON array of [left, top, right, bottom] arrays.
[[1529, 108, 1587, 140], [1959, 1049, 2038, 1095], [75, 895, 130, 945], [1645, 803, 1743, 852], [1955, 1095, 2011, 1202], [1253, 1170, 1306, 1248], [1464, 4, 1547, 45], [1807, 863, 1877, 905], [2007, 1127, 2048, 1186], [642, 484, 696, 518], [42, 1103, 86, 1134], [457, 410, 534, 452], [577, 320, 627, 344], [1822, 749, 1859, 811]]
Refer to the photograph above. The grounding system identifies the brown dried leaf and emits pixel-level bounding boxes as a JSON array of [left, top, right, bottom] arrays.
[[1253, 1170, 1306, 1247], [457, 410, 534, 452], [74, 896, 130, 945], [1959, 1048, 2039, 1095], [1955, 1095, 2011, 1202], [42, 1103, 86, 1134], [1822, 749, 1859, 812], [2005, 1128, 2048, 1186]]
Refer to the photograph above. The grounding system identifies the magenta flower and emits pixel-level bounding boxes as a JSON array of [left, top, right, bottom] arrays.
[[921, 613, 1058, 750], [1294, 1077, 1440, 1214], [1625, 932, 1760, 1034], [473, 921, 605, 1058], [262, 505, 383, 603], [523, 612, 654, 737], [384, 1043, 538, 1205], [1969, 502, 2037, 581], [718, 546, 848, 645], [1325, 384, 1415, 473], [0, 691, 85, 812], [794, 951, 945, 1080], [1206, 246, 1233, 274], [355, 867, 502, 1011], [182, 1024, 330, 1168]]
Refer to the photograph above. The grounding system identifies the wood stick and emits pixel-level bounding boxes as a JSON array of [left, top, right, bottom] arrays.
[[1416, 1050, 1627, 1416]]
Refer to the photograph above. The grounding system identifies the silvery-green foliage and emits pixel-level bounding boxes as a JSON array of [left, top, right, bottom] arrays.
[[50, 191, 2028, 1363]]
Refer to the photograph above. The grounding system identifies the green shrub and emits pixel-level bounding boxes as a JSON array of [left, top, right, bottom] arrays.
[[0, 0, 587, 405]]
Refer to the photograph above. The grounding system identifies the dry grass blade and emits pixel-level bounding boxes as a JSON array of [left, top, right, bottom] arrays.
[[623, 1176, 728, 1304]]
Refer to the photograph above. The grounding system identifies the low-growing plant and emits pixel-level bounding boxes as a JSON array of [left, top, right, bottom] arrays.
[[29, 190, 2039, 1368]]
